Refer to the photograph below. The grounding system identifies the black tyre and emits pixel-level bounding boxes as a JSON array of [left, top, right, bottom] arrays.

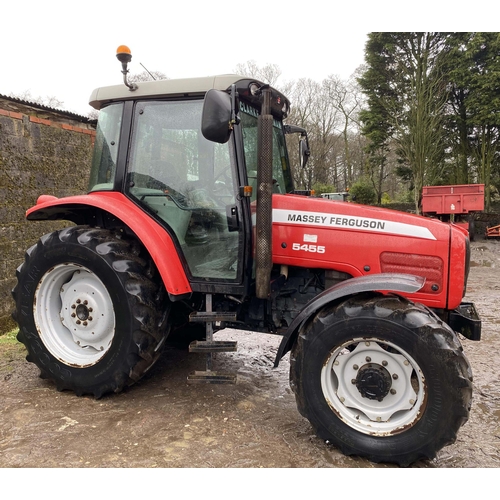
[[468, 217, 475, 241], [290, 293, 472, 466], [12, 226, 170, 398]]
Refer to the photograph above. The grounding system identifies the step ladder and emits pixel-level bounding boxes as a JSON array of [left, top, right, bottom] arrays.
[[187, 294, 238, 384]]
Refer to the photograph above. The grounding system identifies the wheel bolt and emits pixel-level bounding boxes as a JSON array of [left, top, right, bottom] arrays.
[[365, 356, 371, 362], [353, 364, 359, 370], [390, 389, 397, 395], [76, 299, 81, 304], [404, 360, 410, 366], [339, 397, 345, 403], [71, 304, 76, 309], [88, 316, 93, 321], [392, 373, 398, 380], [382, 360, 388, 366], [409, 399, 415, 405], [83, 300, 88, 305], [88, 308, 93, 312], [76, 320, 81, 325], [365, 341, 370, 346], [71, 313, 76, 318], [351, 379, 356, 384], [83, 321, 88, 326]]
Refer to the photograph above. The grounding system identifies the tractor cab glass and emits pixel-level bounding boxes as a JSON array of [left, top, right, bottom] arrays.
[[88, 102, 124, 192], [125, 99, 240, 281], [239, 102, 293, 201]]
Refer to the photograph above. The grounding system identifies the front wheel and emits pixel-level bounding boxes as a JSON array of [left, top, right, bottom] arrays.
[[12, 226, 170, 398], [290, 293, 472, 466]]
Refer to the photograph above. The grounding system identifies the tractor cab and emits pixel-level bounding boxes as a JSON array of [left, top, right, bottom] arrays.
[[88, 72, 295, 296]]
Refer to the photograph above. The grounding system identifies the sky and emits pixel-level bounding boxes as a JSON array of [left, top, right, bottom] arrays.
[[1, 1, 496, 117]]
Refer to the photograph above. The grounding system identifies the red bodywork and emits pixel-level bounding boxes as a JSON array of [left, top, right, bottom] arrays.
[[421, 184, 485, 216], [28, 191, 467, 310], [271, 194, 467, 310], [27, 192, 192, 297]]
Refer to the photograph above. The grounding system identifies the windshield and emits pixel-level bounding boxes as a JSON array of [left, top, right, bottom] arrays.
[[88, 103, 123, 192], [239, 102, 293, 200]]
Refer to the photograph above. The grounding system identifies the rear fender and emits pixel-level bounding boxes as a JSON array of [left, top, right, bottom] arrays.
[[273, 273, 425, 367], [26, 192, 192, 299]]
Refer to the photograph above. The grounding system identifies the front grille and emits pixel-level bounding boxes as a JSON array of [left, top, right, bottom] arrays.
[[380, 252, 443, 294]]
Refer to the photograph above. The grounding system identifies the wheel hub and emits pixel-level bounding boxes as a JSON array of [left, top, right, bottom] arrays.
[[322, 339, 424, 434], [355, 363, 392, 401], [75, 302, 91, 322], [34, 263, 115, 367]]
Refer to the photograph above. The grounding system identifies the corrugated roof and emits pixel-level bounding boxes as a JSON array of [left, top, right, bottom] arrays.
[[0, 93, 94, 123]]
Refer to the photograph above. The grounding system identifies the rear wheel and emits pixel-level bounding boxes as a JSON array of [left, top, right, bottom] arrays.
[[12, 226, 170, 398], [290, 293, 472, 466]]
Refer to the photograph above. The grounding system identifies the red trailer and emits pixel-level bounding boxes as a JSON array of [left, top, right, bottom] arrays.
[[421, 184, 484, 239]]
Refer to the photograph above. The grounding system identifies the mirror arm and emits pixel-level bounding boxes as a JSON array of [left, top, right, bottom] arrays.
[[284, 124, 307, 135], [284, 124, 310, 152], [230, 84, 240, 129]]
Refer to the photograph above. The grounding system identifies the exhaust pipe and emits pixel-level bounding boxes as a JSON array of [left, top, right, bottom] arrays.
[[255, 87, 273, 299]]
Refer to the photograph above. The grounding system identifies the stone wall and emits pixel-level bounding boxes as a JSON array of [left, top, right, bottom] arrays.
[[0, 97, 95, 333]]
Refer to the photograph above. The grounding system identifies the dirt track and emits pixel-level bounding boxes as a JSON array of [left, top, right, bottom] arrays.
[[1, 240, 499, 468]]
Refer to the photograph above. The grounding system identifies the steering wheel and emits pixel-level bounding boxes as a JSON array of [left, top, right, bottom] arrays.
[[212, 166, 234, 204]]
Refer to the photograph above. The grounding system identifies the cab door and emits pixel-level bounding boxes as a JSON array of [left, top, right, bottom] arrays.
[[125, 99, 246, 293]]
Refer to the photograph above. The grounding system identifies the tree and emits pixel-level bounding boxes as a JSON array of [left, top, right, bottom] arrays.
[[285, 75, 365, 192], [324, 73, 363, 188], [9, 90, 64, 109], [349, 177, 377, 204], [441, 32, 475, 185], [439, 33, 500, 210], [129, 70, 168, 83], [234, 60, 282, 87], [466, 33, 500, 211], [358, 33, 449, 212]]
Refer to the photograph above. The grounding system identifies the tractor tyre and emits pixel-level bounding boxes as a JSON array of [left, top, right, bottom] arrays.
[[290, 292, 472, 466], [165, 301, 207, 349], [12, 226, 170, 398], [468, 217, 476, 241], [166, 322, 206, 349]]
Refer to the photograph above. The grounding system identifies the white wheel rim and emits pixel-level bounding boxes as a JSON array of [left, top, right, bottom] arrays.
[[321, 338, 426, 436], [34, 263, 115, 367]]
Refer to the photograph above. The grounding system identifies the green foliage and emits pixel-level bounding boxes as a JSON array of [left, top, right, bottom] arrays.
[[359, 33, 449, 212], [358, 32, 500, 211], [312, 182, 337, 195], [395, 189, 415, 204], [0, 329, 19, 345], [381, 192, 391, 204], [349, 178, 377, 205]]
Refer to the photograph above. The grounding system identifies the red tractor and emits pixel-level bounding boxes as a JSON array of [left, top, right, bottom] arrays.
[[12, 46, 481, 466]]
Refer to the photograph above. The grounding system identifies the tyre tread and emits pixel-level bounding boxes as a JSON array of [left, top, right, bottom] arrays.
[[12, 225, 169, 398], [290, 292, 473, 466]]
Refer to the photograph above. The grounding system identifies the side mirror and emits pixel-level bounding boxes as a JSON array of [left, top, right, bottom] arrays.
[[299, 137, 310, 169], [284, 124, 310, 169], [201, 89, 233, 144]]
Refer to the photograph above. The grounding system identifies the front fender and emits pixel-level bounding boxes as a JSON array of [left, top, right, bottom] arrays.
[[273, 273, 425, 367], [26, 192, 192, 298]]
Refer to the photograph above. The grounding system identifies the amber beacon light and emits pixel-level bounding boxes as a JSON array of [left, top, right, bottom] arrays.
[[116, 45, 137, 91]]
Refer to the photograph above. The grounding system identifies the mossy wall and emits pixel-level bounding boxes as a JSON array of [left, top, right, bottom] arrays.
[[0, 98, 95, 333]]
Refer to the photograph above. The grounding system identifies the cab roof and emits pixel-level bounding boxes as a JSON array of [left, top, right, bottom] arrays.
[[89, 74, 246, 110]]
